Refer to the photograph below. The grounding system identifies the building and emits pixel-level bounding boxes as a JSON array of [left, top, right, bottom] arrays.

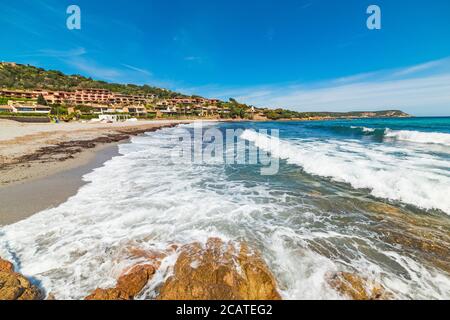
[[0, 105, 14, 113], [7, 100, 51, 114], [125, 105, 148, 116], [0, 88, 224, 118], [0, 88, 149, 107]]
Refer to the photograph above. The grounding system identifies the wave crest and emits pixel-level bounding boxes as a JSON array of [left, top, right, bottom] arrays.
[[384, 129, 450, 146], [241, 129, 450, 214]]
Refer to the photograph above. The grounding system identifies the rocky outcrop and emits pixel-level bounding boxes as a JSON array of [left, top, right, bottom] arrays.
[[0, 258, 43, 300], [84, 245, 174, 300], [85, 239, 281, 300], [0, 258, 14, 273], [157, 238, 282, 300], [327, 272, 393, 300], [85, 264, 156, 300]]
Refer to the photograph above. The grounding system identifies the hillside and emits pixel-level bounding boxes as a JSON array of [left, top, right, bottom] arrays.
[[0, 62, 182, 98], [261, 109, 410, 120], [0, 62, 410, 120]]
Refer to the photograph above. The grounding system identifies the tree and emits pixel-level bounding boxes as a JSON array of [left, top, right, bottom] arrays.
[[37, 94, 48, 105]]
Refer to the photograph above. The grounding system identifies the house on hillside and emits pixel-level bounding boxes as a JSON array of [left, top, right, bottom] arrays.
[[7, 101, 51, 114]]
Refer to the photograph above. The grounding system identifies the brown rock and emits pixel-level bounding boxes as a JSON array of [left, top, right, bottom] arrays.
[[0, 258, 14, 273], [0, 271, 42, 300], [85, 264, 155, 300], [157, 238, 282, 300], [116, 264, 156, 297], [327, 272, 393, 300]]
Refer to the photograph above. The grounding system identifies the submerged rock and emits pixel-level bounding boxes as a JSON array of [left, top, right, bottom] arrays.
[[327, 272, 393, 300], [157, 238, 282, 300], [85, 264, 156, 300], [85, 245, 174, 300], [0, 258, 43, 300]]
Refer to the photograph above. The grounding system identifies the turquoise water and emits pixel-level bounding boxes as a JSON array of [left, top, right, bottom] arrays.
[[1, 118, 449, 299], [238, 117, 450, 214]]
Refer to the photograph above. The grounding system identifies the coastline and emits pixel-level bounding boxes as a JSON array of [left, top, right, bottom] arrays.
[[0, 119, 191, 225], [1, 117, 449, 300], [0, 116, 425, 226], [0, 143, 120, 225]]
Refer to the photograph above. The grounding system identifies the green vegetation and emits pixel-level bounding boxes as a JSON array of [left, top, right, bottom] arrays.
[[37, 94, 48, 105], [74, 105, 94, 114], [0, 63, 182, 99], [0, 112, 49, 118], [219, 99, 252, 119], [0, 63, 410, 121], [50, 105, 69, 116], [261, 109, 409, 120], [0, 96, 34, 104]]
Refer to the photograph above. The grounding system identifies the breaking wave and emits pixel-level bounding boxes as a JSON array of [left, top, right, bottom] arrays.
[[1, 123, 449, 301], [384, 129, 450, 146], [241, 129, 450, 214]]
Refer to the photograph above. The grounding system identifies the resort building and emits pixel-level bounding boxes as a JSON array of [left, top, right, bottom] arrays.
[[125, 105, 148, 116], [6, 100, 51, 114], [0, 88, 226, 118], [0, 88, 149, 107], [0, 104, 14, 113]]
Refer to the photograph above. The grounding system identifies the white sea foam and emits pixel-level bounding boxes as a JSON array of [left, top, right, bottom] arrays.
[[0, 125, 449, 300], [241, 129, 450, 214], [350, 126, 376, 133], [384, 129, 450, 146]]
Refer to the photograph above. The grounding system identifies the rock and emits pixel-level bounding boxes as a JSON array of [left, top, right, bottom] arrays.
[[0, 258, 43, 300], [157, 238, 282, 300], [116, 265, 156, 297], [0, 258, 14, 273], [85, 264, 155, 300], [327, 272, 393, 300]]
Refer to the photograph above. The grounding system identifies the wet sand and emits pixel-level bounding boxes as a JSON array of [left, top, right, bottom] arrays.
[[0, 119, 193, 225], [0, 143, 120, 225]]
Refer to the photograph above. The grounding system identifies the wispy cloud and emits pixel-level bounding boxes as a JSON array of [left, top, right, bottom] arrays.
[[184, 56, 203, 63], [195, 58, 450, 116], [61, 56, 175, 88], [64, 57, 123, 80], [20, 47, 87, 58], [391, 59, 444, 77], [122, 64, 152, 76]]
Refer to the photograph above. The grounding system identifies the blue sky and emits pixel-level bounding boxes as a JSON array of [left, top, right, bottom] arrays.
[[1, 0, 450, 115]]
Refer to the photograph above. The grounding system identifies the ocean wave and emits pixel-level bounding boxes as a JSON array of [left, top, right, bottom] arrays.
[[1, 125, 449, 300], [350, 126, 376, 133], [384, 129, 450, 146], [241, 129, 450, 214]]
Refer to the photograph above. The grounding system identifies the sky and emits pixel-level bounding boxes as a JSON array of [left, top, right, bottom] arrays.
[[1, 0, 450, 116]]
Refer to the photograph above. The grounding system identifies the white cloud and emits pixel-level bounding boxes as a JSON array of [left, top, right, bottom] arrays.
[[198, 58, 450, 116], [122, 64, 152, 76], [391, 59, 444, 77], [64, 57, 122, 80], [21, 48, 87, 58]]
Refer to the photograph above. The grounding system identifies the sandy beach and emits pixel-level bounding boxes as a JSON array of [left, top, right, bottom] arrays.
[[0, 119, 190, 225]]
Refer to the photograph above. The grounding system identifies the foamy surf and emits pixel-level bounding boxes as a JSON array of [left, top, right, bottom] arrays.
[[1, 122, 450, 300], [384, 129, 450, 146], [350, 126, 377, 133], [241, 129, 450, 214]]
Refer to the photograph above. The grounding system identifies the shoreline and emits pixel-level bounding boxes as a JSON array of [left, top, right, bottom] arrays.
[[0, 143, 120, 225], [0, 119, 192, 225]]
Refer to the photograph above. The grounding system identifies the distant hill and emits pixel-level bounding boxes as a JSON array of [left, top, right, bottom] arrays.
[[0, 62, 183, 98], [260, 109, 410, 120]]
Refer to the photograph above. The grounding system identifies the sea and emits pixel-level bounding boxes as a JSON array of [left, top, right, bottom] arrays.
[[1, 117, 449, 299]]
